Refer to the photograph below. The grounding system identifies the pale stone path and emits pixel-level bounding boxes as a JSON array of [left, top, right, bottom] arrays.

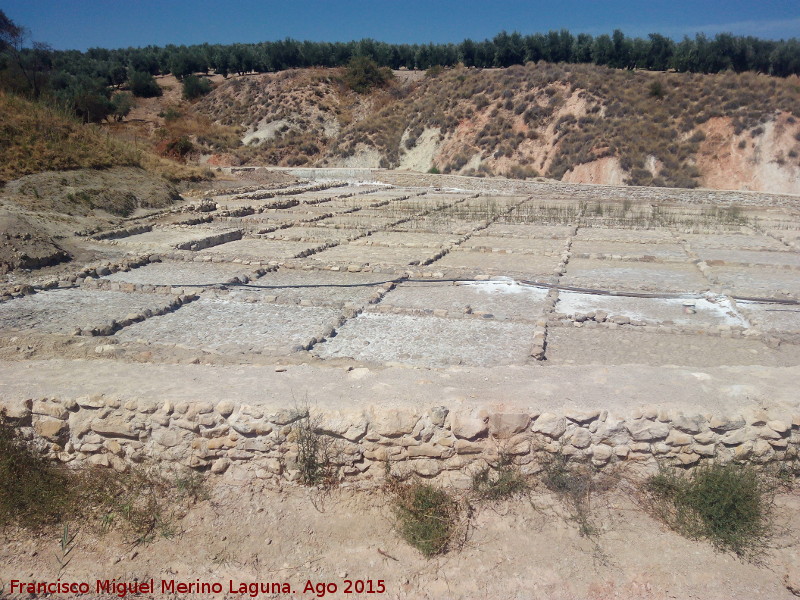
[[1, 359, 797, 418]]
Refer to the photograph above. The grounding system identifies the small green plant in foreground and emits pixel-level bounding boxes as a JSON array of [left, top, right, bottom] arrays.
[[392, 482, 460, 557], [647, 463, 772, 558], [55, 523, 77, 578], [472, 457, 529, 501]]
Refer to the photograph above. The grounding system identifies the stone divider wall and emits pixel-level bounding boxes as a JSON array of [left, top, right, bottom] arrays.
[[174, 230, 243, 251], [4, 397, 798, 484], [0, 256, 155, 302], [89, 224, 153, 241]]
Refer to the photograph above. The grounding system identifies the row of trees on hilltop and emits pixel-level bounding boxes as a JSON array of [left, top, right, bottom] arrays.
[[3, 8, 800, 125], [48, 30, 800, 84]]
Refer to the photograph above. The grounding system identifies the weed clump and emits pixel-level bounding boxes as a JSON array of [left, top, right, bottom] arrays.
[[292, 411, 336, 486], [472, 457, 529, 501], [392, 481, 460, 557], [542, 455, 600, 537], [0, 411, 205, 542], [87, 466, 204, 544], [647, 463, 773, 557]]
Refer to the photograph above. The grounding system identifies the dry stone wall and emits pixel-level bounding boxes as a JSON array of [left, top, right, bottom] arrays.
[[4, 396, 798, 484]]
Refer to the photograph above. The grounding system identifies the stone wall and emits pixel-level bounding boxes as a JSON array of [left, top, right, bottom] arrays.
[[4, 396, 798, 485]]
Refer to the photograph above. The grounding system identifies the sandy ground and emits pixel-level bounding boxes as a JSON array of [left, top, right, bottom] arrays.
[[1, 479, 799, 600]]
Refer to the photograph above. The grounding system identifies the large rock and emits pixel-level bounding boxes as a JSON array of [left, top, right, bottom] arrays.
[[671, 414, 706, 434], [215, 400, 235, 417], [565, 410, 601, 424], [428, 406, 449, 427], [488, 413, 530, 438], [531, 413, 566, 439], [151, 428, 182, 448], [595, 417, 630, 445], [626, 420, 670, 442], [317, 412, 368, 442], [451, 413, 489, 440], [34, 417, 65, 440], [569, 427, 592, 449], [407, 443, 447, 458], [665, 430, 693, 446], [720, 427, 753, 446], [709, 415, 746, 432], [32, 400, 68, 420], [2, 398, 32, 420], [228, 416, 255, 436], [767, 420, 790, 434], [369, 409, 419, 437], [76, 395, 106, 409], [411, 459, 443, 477], [590, 444, 613, 464], [454, 439, 483, 454]]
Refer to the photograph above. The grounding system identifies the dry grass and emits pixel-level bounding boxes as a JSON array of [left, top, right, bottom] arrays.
[[0, 412, 205, 543], [0, 92, 140, 183], [0, 91, 214, 185]]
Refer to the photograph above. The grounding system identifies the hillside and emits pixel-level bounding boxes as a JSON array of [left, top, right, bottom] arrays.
[[194, 62, 800, 194], [0, 92, 196, 273], [0, 91, 140, 184]]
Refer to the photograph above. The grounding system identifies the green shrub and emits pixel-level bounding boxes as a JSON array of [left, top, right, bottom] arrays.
[[648, 80, 665, 98], [164, 136, 194, 158], [344, 56, 393, 94], [425, 65, 444, 78], [128, 70, 162, 98], [182, 75, 212, 100], [646, 463, 772, 557], [393, 482, 460, 557], [159, 106, 182, 122]]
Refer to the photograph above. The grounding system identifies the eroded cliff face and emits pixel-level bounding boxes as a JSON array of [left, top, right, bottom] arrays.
[[561, 157, 627, 186], [696, 114, 800, 195]]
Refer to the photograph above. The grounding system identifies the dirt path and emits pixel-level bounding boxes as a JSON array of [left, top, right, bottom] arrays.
[[0, 359, 798, 418]]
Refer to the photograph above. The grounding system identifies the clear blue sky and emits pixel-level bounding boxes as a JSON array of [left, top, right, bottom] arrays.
[[4, 0, 799, 51]]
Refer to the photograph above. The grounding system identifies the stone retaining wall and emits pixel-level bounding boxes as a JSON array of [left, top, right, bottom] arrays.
[[4, 397, 798, 484]]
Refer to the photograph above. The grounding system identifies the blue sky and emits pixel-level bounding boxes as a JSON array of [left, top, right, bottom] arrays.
[[4, 0, 799, 51]]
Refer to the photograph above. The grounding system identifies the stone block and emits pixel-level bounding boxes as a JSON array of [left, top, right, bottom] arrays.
[[411, 459, 443, 477], [91, 419, 136, 438], [488, 413, 530, 438], [32, 400, 68, 420], [626, 419, 669, 442], [34, 417, 65, 441], [451, 413, 489, 440], [369, 409, 419, 437], [531, 413, 566, 439], [569, 427, 592, 449]]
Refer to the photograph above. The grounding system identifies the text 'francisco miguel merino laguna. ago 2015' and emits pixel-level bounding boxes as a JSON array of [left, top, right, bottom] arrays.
[[10, 577, 388, 598]]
